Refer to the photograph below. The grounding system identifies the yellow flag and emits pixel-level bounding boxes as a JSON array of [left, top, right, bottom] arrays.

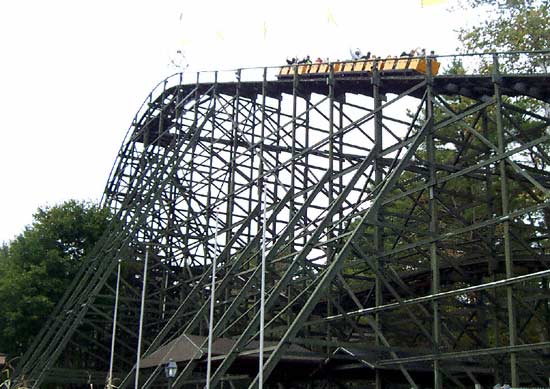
[[179, 37, 191, 47], [215, 31, 225, 41], [327, 8, 338, 26], [421, 0, 446, 6]]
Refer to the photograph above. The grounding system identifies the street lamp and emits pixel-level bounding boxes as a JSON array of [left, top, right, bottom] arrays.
[[164, 358, 178, 389]]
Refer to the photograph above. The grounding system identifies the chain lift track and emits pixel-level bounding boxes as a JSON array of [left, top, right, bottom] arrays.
[[15, 54, 550, 388]]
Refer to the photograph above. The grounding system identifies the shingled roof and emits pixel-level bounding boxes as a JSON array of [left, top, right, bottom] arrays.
[[140, 334, 321, 369]]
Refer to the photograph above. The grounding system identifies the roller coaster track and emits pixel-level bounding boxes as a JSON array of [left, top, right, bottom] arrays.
[[15, 54, 550, 388]]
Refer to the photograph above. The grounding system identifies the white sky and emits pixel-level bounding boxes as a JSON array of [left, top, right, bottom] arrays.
[[0, 0, 468, 244]]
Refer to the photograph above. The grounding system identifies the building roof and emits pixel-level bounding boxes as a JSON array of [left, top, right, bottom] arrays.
[[140, 334, 321, 369]]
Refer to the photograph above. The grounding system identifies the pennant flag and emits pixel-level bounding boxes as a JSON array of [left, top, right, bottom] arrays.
[[327, 8, 338, 26], [421, 0, 446, 6], [179, 37, 191, 47]]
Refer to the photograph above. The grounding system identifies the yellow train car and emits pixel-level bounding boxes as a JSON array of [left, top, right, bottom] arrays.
[[277, 57, 440, 79]]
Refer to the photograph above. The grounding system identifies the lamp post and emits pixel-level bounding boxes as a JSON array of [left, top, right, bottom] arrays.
[[164, 358, 177, 389]]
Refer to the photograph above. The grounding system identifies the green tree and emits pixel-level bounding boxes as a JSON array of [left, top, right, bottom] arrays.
[[0, 200, 110, 357], [458, 0, 550, 72], [448, 0, 550, 350]]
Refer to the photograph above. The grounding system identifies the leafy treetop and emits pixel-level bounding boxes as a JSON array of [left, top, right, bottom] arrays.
[[0, 200, 110, 357]]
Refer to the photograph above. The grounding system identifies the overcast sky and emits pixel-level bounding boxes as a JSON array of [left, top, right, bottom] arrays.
[[0, 0, 468, 244]]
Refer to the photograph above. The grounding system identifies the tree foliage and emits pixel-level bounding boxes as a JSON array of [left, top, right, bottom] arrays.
[[0, 200, 110, 357], [458, 0, 550, 51], [458, 0, 550, 71]]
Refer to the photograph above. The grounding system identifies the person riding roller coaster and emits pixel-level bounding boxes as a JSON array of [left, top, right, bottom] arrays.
[[350, 48, 371, 60], [286, 57, 297, 65], [298, 55, 312, 64]]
